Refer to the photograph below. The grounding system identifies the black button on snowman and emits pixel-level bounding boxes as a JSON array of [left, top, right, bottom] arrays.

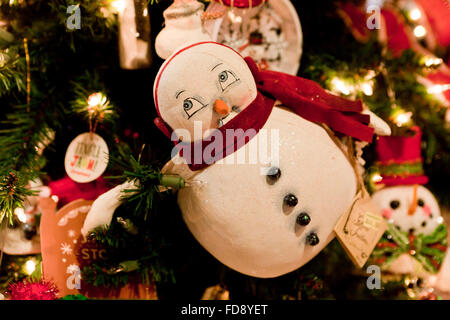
[[267, 168, 317, 246]]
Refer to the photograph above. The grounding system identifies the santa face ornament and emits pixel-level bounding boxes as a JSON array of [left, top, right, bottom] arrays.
[[154, 41, 387, 278]]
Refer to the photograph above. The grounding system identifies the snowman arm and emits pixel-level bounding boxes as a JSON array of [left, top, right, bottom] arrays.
[[362, 109, 391, 136], [81, 180, 139, 237]]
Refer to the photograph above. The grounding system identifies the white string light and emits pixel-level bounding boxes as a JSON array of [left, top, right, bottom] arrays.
[[409, 8, 422, 21], [371, 173, 382, 183], [331, 77, 354, 95], [424, 56, 443, 67], [361, 82, 374, 96], [413, 25, 426, 38], [24, 259, 36, 275], [427, 84, 450, 94], [393, 111, 413, 127]]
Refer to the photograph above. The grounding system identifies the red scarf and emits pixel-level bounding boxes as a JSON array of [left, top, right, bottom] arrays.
[[154, 57, 374, 171]]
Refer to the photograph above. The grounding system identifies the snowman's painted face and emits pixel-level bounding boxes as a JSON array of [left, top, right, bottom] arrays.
[[155, 43, 257, 142], [372, 185, 442, 236]]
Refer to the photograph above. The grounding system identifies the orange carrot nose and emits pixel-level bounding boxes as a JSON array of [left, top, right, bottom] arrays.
[[408, 184, 419, 216], [214, 99, 230, 116]]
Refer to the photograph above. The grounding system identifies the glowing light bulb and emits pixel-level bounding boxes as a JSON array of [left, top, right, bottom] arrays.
[[424, 56, 443, 67], [14, 207, 26, 223], [331, 77, 353, 95], [414, 25, 426, 38], [111, 0, 126, 14], [143, 7, 148, 17], [24, 259, 36, 275], [88, 92, 103, 107], [409, 8, 422, 21], [372, 173, 382, 183], [365, 70, 376, 80], [393, 111, 413, 127], [361, 82, 374, 96]]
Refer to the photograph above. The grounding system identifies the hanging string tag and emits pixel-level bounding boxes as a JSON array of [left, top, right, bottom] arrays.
[[330, 135, 387, 268], [64, 92, 111, 183]]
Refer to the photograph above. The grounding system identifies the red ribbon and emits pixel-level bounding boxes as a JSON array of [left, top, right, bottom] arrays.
[[157, 56, 373, 171]]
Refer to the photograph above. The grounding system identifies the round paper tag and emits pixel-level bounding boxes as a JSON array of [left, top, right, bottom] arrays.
[[64, 133, 109, 183]]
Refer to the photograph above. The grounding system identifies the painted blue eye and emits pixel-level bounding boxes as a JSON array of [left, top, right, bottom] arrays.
[[218, 70, 239, 92], [218, 71, 228, 83], [183, 97, 207, 119], [183, 99, 193, 111]]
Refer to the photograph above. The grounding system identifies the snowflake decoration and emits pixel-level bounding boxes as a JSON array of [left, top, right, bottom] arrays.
[[68, 229, 76, 238], [60, 242, 72, 255], [66, 264, 80, 274]]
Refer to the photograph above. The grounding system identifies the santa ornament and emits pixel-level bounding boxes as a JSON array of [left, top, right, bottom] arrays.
[[370, 126, 448, 276], [148, 41, 391, 278]]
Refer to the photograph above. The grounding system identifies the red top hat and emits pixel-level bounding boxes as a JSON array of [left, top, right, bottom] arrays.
[[376, 126, 429, 186]]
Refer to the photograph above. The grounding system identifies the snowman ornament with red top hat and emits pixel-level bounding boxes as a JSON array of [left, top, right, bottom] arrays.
[[371, 126, 448, 279]]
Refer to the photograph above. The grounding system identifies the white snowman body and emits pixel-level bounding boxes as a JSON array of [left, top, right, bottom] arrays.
[[164, 106, 357, 278], [155, 42, 388, 278], [372, 185, 444, 275]]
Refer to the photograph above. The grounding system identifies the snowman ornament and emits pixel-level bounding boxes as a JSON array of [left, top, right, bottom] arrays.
[[371, 127, 448, 277], [145, 41, 392, 278], [82, 41, 390, 278]]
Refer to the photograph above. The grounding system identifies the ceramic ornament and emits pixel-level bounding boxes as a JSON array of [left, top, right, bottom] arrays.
[[371, 127, 448, 276], [155, 0, 211, 60], [153, 41, 389, 278], [203, 0, 302, 75]]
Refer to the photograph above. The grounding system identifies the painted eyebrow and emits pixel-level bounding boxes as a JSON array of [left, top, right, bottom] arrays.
[[211, 63, 223, 71], [175, 90, 185, 99]]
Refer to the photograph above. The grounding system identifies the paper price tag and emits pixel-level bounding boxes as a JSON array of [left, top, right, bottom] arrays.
[[64, 133, 109, 183], [334, 191, 387, 268]]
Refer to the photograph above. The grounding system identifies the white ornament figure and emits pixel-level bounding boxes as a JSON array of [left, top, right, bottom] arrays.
[[153, 42, 389, 278], [371, 127, 448, 276], [155, 0, 211, 59]]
